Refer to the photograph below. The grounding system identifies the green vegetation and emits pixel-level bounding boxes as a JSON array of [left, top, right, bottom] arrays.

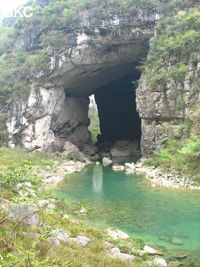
[[147, 134, 200, 183], [146, 107, 200, 184], [0, 25, 15, 54], [88, 106, 100, 143], [0, 146, 54, 167], [0, 0, 199, 102], [0, 130, 8, 143], [140, 3, 200, 183], [0, 52, 50, 105], [0, 0, 198, 130], [0, 147, 53, 191], [0, 209, 136, 267], [143, 6, 200, 89]]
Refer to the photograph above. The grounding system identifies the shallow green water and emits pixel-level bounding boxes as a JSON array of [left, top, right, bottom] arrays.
[[56, 165, 200, 252]]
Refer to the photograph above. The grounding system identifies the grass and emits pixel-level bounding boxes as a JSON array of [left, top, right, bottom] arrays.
[[0, 147, 149, 266], [0, 147, 54, 167], [0, 208, 146, 267], [0, 147, 54, 193]]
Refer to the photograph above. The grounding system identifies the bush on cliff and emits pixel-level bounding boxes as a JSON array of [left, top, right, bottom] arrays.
[[143, 6, 200, 89]]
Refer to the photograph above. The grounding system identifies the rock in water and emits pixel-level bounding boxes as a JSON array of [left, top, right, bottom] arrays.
[[102, 157, 113, 167], [170, 237, 183, 246], [112, 165, 125, 171]]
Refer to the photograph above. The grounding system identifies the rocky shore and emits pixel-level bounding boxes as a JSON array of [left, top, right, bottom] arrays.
[[111, 158, 200, 190]]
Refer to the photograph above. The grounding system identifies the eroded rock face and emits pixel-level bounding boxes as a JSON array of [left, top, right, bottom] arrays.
[[137, 61, 200, 155], [7, 86, 90, 152], [6, 6, 156, 152], [63, 141, 89, 162], [111, 140, 140, 157]]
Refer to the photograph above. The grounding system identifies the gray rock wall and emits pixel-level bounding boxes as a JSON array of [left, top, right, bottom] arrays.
[[7, 85, 90, 152], [6, 7, 156, 153], [137, 61, 200, 155]]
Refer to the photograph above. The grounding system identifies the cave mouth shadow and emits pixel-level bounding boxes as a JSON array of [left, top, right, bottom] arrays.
[[93, 71, 141, 150]]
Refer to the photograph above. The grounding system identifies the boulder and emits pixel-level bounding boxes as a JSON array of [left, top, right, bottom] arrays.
[[37, 200, 49, 208], [153, 258, 167, 267], [23, 232, 40, 238], [111, 247, 121, 254], [52, 229, 69, 242], [125, 163, 136, 172], [111, 140, 139, 157], [143, 245, 158, 255], [62, 141, 88, 162], [112, 165, 125, 171], [131, 247, 144, 256], [69, 236, 91, 247], [46, 204, 57, 210], [170, 237, 183, 246], [104, 241, 114, 249], [105, 228, 129, 240], [112, 253, 135, 262], [8, 203, 39, 227], [102, 157, 113, 167], [49, 229, 69, 245], [81, 143, 98, 156]]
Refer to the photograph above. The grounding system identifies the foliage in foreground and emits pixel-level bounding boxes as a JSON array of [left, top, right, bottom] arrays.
[[0, 147, 54, 192], [147, 135, 200, 183], [0, 209, 141, 267]]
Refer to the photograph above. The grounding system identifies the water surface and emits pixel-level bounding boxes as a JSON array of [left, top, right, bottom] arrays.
[[56, 165, 200, 252]]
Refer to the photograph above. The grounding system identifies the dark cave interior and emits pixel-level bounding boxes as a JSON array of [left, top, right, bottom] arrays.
[[94, 70, 141, 144]]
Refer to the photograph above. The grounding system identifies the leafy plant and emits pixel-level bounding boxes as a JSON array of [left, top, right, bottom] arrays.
[[147, 134, 200, 183]]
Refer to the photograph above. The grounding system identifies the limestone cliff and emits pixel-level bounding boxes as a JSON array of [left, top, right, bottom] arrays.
[[1, 0, 199, 156], [137, 5, 200, 155], [4, 1, 156, 152]]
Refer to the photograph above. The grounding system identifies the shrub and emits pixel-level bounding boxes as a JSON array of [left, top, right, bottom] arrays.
[[0, 164, 41, 191], [0, 130, 8, 143], [179, 135, 200, 157], [149, 135, 200, 183]]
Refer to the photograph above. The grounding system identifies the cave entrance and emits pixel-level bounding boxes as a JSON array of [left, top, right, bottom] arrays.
[[89, 69, 141, 154]]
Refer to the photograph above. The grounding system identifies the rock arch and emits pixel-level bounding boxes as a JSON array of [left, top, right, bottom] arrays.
[[6, 7, 157, 155]]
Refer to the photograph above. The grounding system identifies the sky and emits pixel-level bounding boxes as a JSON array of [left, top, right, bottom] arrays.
[[0, 0, 27, 14]]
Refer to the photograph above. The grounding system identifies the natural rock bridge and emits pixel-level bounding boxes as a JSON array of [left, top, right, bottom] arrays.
[[6, 6, 159, 156]]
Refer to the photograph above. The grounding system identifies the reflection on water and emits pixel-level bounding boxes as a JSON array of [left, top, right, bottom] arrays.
[[56, 165, 200, 252], [92, 165, 103, 194], [112, 155, 140, 165]]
